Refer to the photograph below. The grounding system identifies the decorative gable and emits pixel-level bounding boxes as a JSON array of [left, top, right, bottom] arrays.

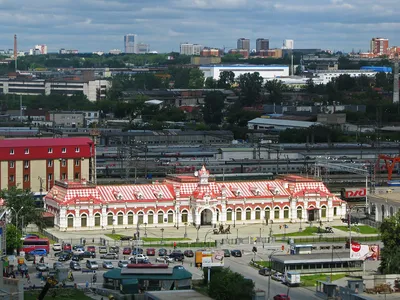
[[249, 186, 261, 196], [231, 187, 242, 197], [113, 190, 123, 200], [134, 190, 144, 200], [153, 189, 163, 199]]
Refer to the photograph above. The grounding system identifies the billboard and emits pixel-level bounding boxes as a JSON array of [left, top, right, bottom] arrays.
[[350, 243, 380, 261], [195, 250, 225, 267], [342, 188, 367, 199]]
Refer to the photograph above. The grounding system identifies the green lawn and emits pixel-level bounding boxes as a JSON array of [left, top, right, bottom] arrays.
[[274, 226, 320, 237], [25, 288, 91, 300], [301, 274, 346, 286], [332, 226, 379, 234], [253, 261, 271, 268], [105, 233, 125, 240], [105, 234, 191, 242]]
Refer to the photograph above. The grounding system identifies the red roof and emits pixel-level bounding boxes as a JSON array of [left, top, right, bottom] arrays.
[[0, 137, 93, 148]]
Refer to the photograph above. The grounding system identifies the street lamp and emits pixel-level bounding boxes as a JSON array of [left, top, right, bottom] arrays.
[[144, 223, 147, 237], [184, 222, 187, 238], [233, 204, 236, 228], [10, 206, 24, 230], [267, 249, 282, 300], [299, 216, 303, 232], [161, 228, 164, 244], [196, 225, 200, 243]]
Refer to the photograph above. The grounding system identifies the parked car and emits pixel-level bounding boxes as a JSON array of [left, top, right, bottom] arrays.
[[156, 256, 174, 263], [129, 254, 148, 261], [29, 249, 47, 256], [102, 261, 114, 269], [118, 260, 129, 268], [258, 267, 271, 276], [73, 249, 85, 256], [100, 253, 119, 260], [73, 244, 85, 251], [158, 248, 167, 256], [58, 253, 72, 262], [82, 251, 96, 258], [99, 246, 107, 254], [36, 263, 49, 272], [86, 260, 99, 270], [119, 236, 132, 241], [52, 244, 62, 251], [109, 246, 120, 254], [25, 253, 35, 261], [272, 272, 284, 282], [53, 262, 63, 270], [71, 255, 83, 262], [122, 247, 132, 255], [230, 250, 242, 257], [132, 248, 143, 255], [146, 248, 156, 256], [273, 295, 290, 300], [55, 250, 71, 257], [184, 250, 194, 257], [18, 263, 28, 273], [87, 246, 96, 253], [223, 249, 231, 257], [69, 261, 81, 271], [169, 252, 184, 262], [63, 243, 72, 251]]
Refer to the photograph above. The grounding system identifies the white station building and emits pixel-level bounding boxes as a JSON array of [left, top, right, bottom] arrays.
[[44, 166, 346, 231], [200, 65, 290, 81]]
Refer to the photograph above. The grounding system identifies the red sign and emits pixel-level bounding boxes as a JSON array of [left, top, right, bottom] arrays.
[[344, 188, 366, 199], [351, 242, 361, 252]]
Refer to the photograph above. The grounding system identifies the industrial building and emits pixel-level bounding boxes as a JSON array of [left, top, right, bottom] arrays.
[[313, 69, 387, 85], [200, 65, 289, 81], [44, 165, 345, 231], [0, 137, 94, 192], [247, 118, 319, 131], [0, 78, 110, 102]]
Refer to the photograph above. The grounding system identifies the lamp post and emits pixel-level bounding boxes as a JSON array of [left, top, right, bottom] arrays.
[[144, 223, 147, 237], [196, 225, 200, 243], [10, 206, 24, 252], [184, 222, 187, 238], [267, 249, 282, 300], [233, 204, 236, 228], [299, 216, 303, 231], [161, 228, 164, 244]]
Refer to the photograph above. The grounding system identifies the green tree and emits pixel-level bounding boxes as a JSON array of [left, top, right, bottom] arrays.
[[6, 224, 22, 254], [238, 72, 264, 106], [2, 186, 45, 230], [202, 92, 225, 124], [218, 71, 236, 89], [265, 79, 286, 104], [204, 77, 218, 89], [380, 211, 400, 274], [208, 268, 254, 300], [188, 68, 205, 88]]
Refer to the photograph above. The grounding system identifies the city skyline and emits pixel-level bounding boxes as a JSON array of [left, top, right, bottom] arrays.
[[0, 0, 399, 53]]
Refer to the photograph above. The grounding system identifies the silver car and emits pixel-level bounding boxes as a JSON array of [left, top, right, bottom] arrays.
[[102, 261, 114, 269], [36, 263, 49, 272], [118, 260, 129, 268]]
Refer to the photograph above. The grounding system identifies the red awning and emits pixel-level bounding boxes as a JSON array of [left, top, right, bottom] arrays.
[[42, 212, 54, 218]]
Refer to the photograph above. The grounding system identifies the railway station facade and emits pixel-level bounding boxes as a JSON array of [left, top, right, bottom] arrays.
[[44, 166, 346, 231]]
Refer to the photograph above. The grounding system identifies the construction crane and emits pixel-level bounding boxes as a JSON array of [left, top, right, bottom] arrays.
[[378, 154, 400, 181]]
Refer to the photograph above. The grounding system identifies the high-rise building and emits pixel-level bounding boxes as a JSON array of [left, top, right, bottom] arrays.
[[237, 38, 250, 53], [283, 39, 294, 50], [124, 34, 137, 54], [180, 43, 203, 55], [137, 43, 150, 54], [29, 44, 47, 55], [256, 38, 269, 52], [371, 37, 389, 55]]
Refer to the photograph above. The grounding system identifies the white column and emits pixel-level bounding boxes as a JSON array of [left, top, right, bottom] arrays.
[[290, 198, 296, 223], [221, 201, 227, 223], [327, 197, 333, 222], [101, 206, 107, 228], [88, 207, 94, 228], [75, 207, 80, 230], [60, 207, 66, 230]]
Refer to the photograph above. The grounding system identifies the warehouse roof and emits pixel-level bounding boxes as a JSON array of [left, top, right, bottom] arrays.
[[0, 137, 93, 148], [248, 118, 319, 128]]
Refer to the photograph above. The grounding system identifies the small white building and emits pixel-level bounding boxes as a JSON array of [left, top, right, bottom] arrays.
[[200, 65, 289, 81], [314, 70, 380, 85], [248, 118, 320, 131]]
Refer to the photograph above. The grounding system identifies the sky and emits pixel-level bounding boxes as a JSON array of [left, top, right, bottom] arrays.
[[0, 0, 399, 53]]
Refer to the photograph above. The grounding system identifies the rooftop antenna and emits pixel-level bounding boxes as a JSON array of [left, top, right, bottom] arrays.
[[14, 34, 17, 71]]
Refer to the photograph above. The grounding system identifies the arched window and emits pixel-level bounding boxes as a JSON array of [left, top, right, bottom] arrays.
[[167, 210, 173, 223], [138, 212, 144, 224], [181, 210, 188, 223], [283, 207, 289, 219], [107, 213, 114, 226], [67, 215, 74, 228], [158, 211, 164, 224], [297, 207, 302, 219], [274, 207, 280, 219], [94, 213, 101, 227], [255, 208, 261, 220], [321, 206, 327, 218], [117, 212, 123, 225], [265, 208, 271, 222], [333, 207, 337, 216], [226, 209, 232, 221], [81, 214, 87, 227], [246, 208, 251, 220], [236, 208, 242, 221], [148, 211, 154, 224], [127, 212, 134, 225]]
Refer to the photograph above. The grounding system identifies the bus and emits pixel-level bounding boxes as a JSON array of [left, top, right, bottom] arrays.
[[22, 237, 50, 254]]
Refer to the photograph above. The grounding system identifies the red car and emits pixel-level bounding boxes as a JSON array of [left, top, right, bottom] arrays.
[[63, 243, 72, 251], [146, 248, 156, 256], [87, 246, 96, 253], [273, 295, 290, 300], [123, 247, 132, 255]]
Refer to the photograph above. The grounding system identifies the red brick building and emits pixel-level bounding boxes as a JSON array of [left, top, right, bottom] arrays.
[[0, 137, 95, 193]]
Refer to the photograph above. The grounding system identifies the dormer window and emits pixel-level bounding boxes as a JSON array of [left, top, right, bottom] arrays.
[[10, 149, 14, 155], [134, 190, 144, 199], [24, 148, 29, 154], [153, 190, 163, 199], [231, 187, 241, 197], [113, 190, 123, 200], [250, 186, 260, 196]]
